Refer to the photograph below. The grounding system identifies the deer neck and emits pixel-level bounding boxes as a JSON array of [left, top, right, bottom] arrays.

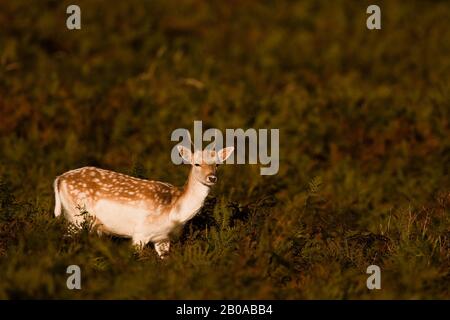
[[170, 171, 210, 224]]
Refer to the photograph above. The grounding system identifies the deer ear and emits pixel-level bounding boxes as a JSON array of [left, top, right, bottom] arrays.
[[177, 145, 192, 163], [217, 147, 234, 163]]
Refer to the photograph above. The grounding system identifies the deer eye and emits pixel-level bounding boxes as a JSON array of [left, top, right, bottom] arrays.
[[194, 163, 200, 167]]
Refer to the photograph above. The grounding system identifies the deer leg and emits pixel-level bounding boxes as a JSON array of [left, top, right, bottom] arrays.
[[131, 236, 150, 251], [93, 217, 106, 236], [154, 240, 170, 259]]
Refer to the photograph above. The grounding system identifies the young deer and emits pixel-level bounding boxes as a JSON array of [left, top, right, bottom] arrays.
[[53, 146, 234, 258]]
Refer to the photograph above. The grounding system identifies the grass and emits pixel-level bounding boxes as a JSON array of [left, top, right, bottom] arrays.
[[0, 0, 449, 299]]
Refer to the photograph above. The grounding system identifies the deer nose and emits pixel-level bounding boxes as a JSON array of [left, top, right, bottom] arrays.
[[207, 175, 217, 184]]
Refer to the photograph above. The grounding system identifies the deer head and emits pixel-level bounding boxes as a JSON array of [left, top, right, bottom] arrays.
[[177, 145, 234, 187]]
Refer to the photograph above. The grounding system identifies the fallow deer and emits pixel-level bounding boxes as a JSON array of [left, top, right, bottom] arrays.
[[53, 146, 234, 258]]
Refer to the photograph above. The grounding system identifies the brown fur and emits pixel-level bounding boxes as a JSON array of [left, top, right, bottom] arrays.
[[59, 167, 183, 211]]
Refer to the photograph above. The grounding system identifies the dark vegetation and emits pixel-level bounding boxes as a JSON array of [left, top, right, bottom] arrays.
[[0, 0, 449, 299]]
